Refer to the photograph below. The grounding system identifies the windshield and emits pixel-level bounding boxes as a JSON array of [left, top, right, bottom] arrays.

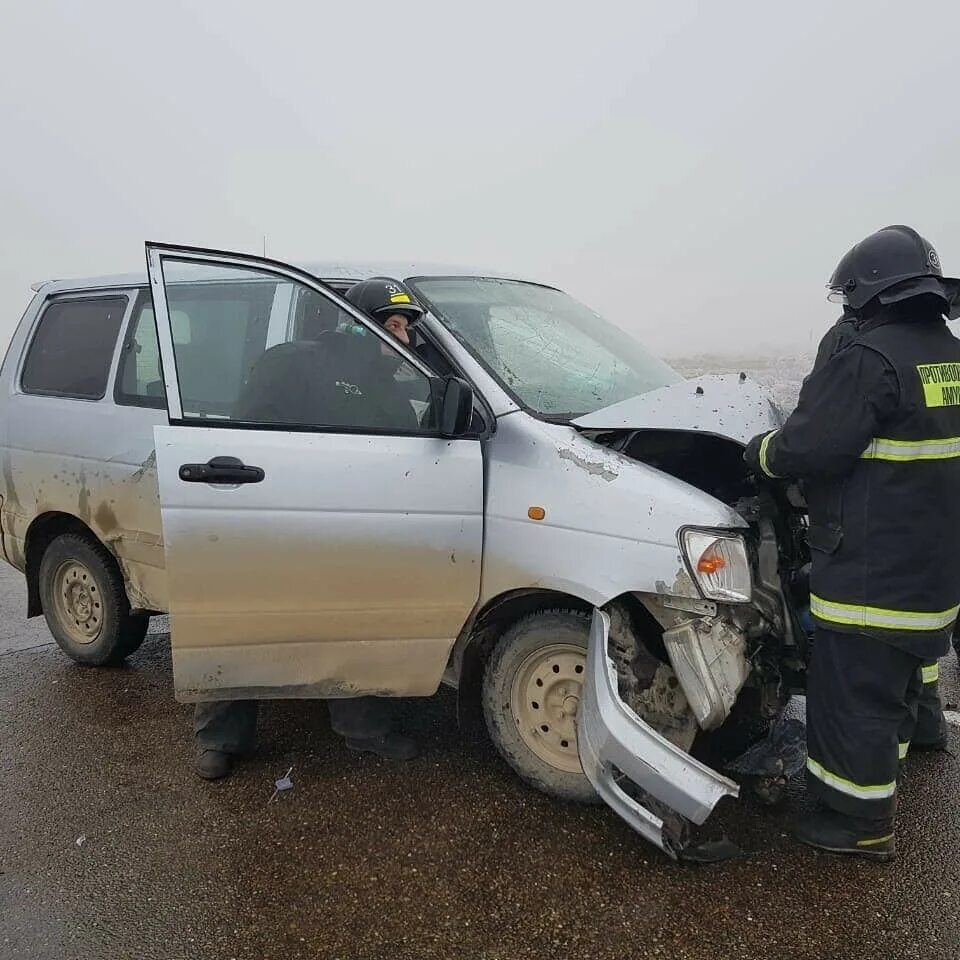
[[409, 277, 680, 418]]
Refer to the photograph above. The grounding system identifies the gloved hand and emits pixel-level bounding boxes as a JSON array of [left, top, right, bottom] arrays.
[[743, 431, 772, 476]]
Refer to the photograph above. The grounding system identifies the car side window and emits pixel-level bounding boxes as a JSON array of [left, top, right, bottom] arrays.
[[157, 260, 436, 433], [115, 290, 165, 408], [21, 296, 128, 400], [289, 286, 353, 340]]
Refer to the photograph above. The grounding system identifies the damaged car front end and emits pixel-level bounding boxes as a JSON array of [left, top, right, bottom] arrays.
[[573, 374, 811, 858], [404, 276, 810, 859]]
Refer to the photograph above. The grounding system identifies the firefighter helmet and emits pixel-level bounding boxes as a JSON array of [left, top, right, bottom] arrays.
[[344, 277, 425, 325], [827, 225, 955, 312]]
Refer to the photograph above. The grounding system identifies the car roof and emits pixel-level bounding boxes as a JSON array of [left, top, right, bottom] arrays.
[[34, 259, 534, 295]]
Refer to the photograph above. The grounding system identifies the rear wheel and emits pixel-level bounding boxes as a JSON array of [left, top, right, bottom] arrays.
[[39, 533, 148, 666]]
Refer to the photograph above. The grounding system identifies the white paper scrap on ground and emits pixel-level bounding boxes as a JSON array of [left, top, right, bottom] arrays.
[[269, 767, 294, 803]]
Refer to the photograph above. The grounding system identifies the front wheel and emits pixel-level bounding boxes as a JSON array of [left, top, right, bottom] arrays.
[[39, 533, 148, 666], [482, 609, 598, 803]]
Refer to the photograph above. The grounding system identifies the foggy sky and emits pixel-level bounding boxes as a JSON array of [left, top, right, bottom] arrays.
[[1, 0, 958, 357]]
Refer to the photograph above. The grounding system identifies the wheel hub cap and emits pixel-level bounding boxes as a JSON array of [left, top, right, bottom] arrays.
[[53, 561, 102, 645], [510, 643, 587, 774]]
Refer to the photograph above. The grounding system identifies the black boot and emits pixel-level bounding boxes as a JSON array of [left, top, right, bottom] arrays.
[[911, 719, 949, 753], [794, 810, 895, 861], [195, 748, 234, 780], [345, 733, 420, 761]]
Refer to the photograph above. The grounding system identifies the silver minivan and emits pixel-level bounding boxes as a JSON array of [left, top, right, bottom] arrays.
[[0, 243, 808, 858]]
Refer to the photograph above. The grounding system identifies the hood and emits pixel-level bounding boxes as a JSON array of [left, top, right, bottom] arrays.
[[572, 374, 785, 446]]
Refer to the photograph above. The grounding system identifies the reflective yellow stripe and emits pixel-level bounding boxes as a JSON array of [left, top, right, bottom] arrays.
[[806, 757, 897, 800], [810, 594, 960, 633], [860, 436, 960, 461], [922, 662, 940, 684], [898, 741, 910, 760], [857, 833, 895, 847], [759, 430, 780, 478]]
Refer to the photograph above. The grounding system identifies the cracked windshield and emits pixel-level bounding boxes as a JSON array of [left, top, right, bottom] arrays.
[[411, 278, 680, 417]]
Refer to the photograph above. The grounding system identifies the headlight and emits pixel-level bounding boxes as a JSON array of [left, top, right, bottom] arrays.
[[681, 529, 752, 603]]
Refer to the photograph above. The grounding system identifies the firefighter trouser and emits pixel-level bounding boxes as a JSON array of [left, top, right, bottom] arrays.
[[194, 697, 396, 755], [898, 659, 946, 753], [806, 629, 923, 820]]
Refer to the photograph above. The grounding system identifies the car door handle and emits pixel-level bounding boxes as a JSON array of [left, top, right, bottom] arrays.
[[179, 456, 265, 485]]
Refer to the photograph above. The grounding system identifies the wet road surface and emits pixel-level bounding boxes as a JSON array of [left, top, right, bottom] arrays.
[[2, 562, 960, 960]]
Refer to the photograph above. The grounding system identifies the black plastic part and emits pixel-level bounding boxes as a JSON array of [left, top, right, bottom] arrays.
[[678, 837, 743, 864], [179, 456, 265, 485], [439, 377, 475, 438]]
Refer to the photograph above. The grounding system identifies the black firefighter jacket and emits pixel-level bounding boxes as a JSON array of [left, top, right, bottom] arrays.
[[757, 311, 960, 658]]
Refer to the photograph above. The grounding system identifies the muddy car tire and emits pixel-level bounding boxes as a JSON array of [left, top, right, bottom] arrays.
[[39, 533, 148, 666], [482, 608, 600, 804]]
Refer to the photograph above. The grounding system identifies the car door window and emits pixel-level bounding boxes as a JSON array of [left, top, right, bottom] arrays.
[[289, 286, 354, 340], [157, 260, 435, 433]]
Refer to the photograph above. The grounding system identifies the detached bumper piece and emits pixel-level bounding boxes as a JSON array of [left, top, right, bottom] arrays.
[[577, 610, 739, 859]]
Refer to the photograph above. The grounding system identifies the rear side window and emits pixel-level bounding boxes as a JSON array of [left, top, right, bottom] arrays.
[[22, 296, 127, 400], [116, 290, 165, 408], [117, 281, 276, 417]]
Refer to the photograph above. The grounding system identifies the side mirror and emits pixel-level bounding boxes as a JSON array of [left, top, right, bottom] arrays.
[[435, 376, 474, 438]]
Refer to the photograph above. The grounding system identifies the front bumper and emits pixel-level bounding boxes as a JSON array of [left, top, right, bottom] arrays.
[[577, 609, 739, 858]]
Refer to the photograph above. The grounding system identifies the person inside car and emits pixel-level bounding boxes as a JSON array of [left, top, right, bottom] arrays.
[[193, 278, 429, 780]]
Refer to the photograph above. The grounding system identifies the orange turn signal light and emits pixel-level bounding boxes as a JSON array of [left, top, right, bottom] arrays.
[[528, 506, 546, 521], [697, 553, 727, 575]]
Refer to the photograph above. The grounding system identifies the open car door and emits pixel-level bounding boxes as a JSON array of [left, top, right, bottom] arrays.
[[145, 243, 484, 702]]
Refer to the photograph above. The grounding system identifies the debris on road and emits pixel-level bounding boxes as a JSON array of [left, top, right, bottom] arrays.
[[269, 767, 294, 803], [75, 834, 86, 847], [726, 697, 807, 806], [679, 837, 742, 864]]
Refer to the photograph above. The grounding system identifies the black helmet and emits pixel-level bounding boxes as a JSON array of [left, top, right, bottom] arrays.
[[344, 277, 425, 326], [827, 225, 956, 312]]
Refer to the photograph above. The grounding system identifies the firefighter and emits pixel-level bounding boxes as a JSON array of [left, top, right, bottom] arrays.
[[744, 225, 960, 860], [808, 312, 950, 762], [193, 278, 427, 780]]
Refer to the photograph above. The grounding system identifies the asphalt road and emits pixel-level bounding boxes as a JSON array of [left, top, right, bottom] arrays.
[[2, 562, 960, 960]]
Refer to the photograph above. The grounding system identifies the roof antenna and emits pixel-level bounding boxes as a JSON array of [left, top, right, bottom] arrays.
[[262, 235, 267, 257]]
